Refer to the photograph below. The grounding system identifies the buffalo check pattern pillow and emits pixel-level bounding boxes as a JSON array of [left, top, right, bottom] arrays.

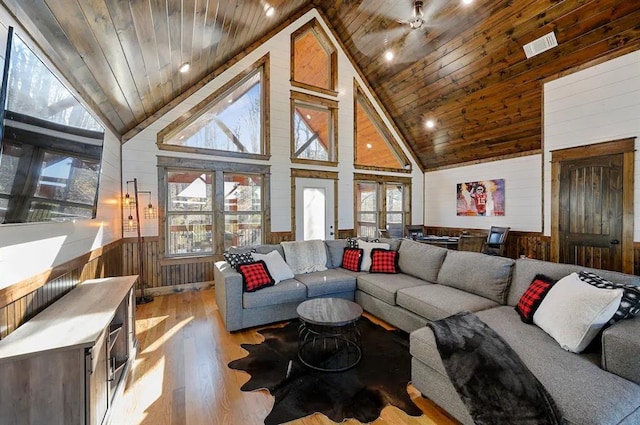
[[342, 248, 363, 272], [515, 274, 557, 323], [237, 260, 275, 292], [223, 249, 256, 270], [578, 271, 640, 324], [369, 248, 399, 274]]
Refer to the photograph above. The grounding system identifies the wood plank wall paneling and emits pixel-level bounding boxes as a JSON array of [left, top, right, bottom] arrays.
[[424, 227, 551, 261], [0, 242, 123, 339]]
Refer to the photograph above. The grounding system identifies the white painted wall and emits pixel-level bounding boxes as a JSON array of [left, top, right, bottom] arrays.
[[543, 50, 640, 238], [0, 15, 122, 289], [123, 8, 424, 239], [424, 155, 543, 232]]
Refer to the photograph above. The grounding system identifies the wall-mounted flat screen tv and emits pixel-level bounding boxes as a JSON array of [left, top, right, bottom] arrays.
[[0, 26, 104, 224]]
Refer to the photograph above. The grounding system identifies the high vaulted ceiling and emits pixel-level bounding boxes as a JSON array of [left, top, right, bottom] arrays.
[[1, 0, 639, 170]]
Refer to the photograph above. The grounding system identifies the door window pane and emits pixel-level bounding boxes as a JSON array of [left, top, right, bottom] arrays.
[[303, 187, 325, 240]]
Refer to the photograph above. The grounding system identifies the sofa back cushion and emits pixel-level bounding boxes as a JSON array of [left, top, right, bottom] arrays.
[[508, 258, 640, 307], [229, 244, 285, 259], [325, 239, 347, 268], [398, 240, 448, 282], [437, 251, 514, 304]]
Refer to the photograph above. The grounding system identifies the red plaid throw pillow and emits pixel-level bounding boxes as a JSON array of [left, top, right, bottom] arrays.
[[370, 248, 399, 274], [515, 274, 557, 323], [342, 248, 363, 272], [237, 260, 275, 292]]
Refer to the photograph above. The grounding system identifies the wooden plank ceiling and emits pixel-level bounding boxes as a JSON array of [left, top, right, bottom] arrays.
[[1, 0, 639, 170]]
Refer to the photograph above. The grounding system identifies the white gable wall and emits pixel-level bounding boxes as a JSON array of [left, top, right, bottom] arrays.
[[543, 50, 640, 238], [424, 155, 543, 232], [123, 8, 424, 238]]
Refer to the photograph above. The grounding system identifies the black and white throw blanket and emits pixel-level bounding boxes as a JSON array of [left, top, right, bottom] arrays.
[[428, 312, 564, 425]]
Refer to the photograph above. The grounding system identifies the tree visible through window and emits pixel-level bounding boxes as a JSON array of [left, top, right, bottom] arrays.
[[291, 92, 337, 164], [164, 72, 262, 153]]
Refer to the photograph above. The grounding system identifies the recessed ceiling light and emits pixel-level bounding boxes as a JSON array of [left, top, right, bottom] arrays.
[[306, 114, 311, 120], [462, 0, 473, 4], [426, 120, 435, 129], [366, 143, 373, 149], [227, 98, 233, 103], [384, 50, 394, 61], [265, 7, 275, 17], [179, 62, 190, 73]]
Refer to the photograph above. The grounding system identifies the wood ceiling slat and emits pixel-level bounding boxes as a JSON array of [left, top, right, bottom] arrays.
[[0, 0, 125, 132], [204, 0, 223, 72], [191, 0, 210, 65], [147, 0, 175, 103], [42, 0, 136, 126], [72, 0, 152, 120], [102, 0, 159, 115], [166, 0, 185, 97]]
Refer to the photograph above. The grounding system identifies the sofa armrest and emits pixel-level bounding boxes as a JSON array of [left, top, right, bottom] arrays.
[[214, 261, 244, 332], [601, 317, 640, 384]]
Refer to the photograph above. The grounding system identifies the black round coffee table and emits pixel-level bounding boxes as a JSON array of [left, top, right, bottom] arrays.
[[296, 298, 363, 372]]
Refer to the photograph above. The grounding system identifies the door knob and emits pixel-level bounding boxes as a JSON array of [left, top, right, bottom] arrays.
[[610, 239, 620, 245]]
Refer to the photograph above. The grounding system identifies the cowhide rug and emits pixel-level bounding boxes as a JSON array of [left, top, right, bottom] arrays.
[[228, 317, 422, 425]]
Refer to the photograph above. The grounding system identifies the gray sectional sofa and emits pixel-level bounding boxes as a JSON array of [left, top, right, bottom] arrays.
[[214, 238, 640, 425]]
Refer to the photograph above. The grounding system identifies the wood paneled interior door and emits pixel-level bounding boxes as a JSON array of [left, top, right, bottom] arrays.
[[558, 154, 623, 271]]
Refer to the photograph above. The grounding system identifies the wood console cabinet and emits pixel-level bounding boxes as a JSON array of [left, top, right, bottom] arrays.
[[0, 276, 138, 425]]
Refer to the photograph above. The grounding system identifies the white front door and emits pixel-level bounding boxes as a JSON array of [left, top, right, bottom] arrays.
[[295, 178, 335, 241]]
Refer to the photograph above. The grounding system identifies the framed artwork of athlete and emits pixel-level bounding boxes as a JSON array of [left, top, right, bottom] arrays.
[[456, 179, 505, 216]]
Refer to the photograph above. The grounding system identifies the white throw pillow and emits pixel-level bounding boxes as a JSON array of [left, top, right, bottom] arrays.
[[533, 272, 623, 353], [252, 251, 294, 284], [358, 240, 390, 272]]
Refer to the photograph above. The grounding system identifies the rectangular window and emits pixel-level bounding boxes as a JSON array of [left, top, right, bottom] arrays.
[[165, 171, 214, 256], [355, 177, 410, 239], [355, 182, 378, 239], [224, 174, 263, 250]]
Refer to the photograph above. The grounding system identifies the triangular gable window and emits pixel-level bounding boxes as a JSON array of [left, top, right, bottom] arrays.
[[354, 84, 410, 172], [158, 55, 269, 158], [291, 18, 337, 96]]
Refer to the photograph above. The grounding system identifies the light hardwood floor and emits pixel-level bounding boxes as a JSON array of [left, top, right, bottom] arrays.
[[109, 290, 460, 425]]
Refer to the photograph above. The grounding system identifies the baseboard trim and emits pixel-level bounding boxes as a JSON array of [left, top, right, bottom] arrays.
[[136, 281, 214, 298]]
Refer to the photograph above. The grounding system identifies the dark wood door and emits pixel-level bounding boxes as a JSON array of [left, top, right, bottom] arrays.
[[559, 154, 623, 271]]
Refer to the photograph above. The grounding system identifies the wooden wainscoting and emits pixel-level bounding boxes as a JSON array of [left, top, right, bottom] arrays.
[[424, 227, 552, 261], [0, 240, 123, 339]]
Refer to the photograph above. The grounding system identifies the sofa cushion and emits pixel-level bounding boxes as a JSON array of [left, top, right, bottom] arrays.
[[229, 244, 284, 258], [325, 239, 347, 268], [378, 237, 402, 251], [410, 306, 640, 425], [533, 273, 623, 353], [398, 240, 448, 282], [237, 261, 275, 292], [359, 240, 390, 271], [578, 271, 640, 324], [515, 274, 557, 323], [295, 269, 356, 297], [342, 248, 363, 272], [509, 258, 640, 307], [223, 249, 256, 270], [242, 279, 307, 309], [436, 251, 514, 304], [398, 285, 499, 321], [370, 249, 399, 274], [251, 251, 294, 284], [477, 307, 640, 425], [357, 273, 428, 305], [602, 317, 640, 384]]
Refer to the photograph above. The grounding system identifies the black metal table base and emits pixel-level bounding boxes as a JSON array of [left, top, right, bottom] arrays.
[[297, 320, 361, 372]]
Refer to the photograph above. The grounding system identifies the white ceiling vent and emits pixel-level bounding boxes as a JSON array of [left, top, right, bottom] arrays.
[[523, 31, 558, 59]]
